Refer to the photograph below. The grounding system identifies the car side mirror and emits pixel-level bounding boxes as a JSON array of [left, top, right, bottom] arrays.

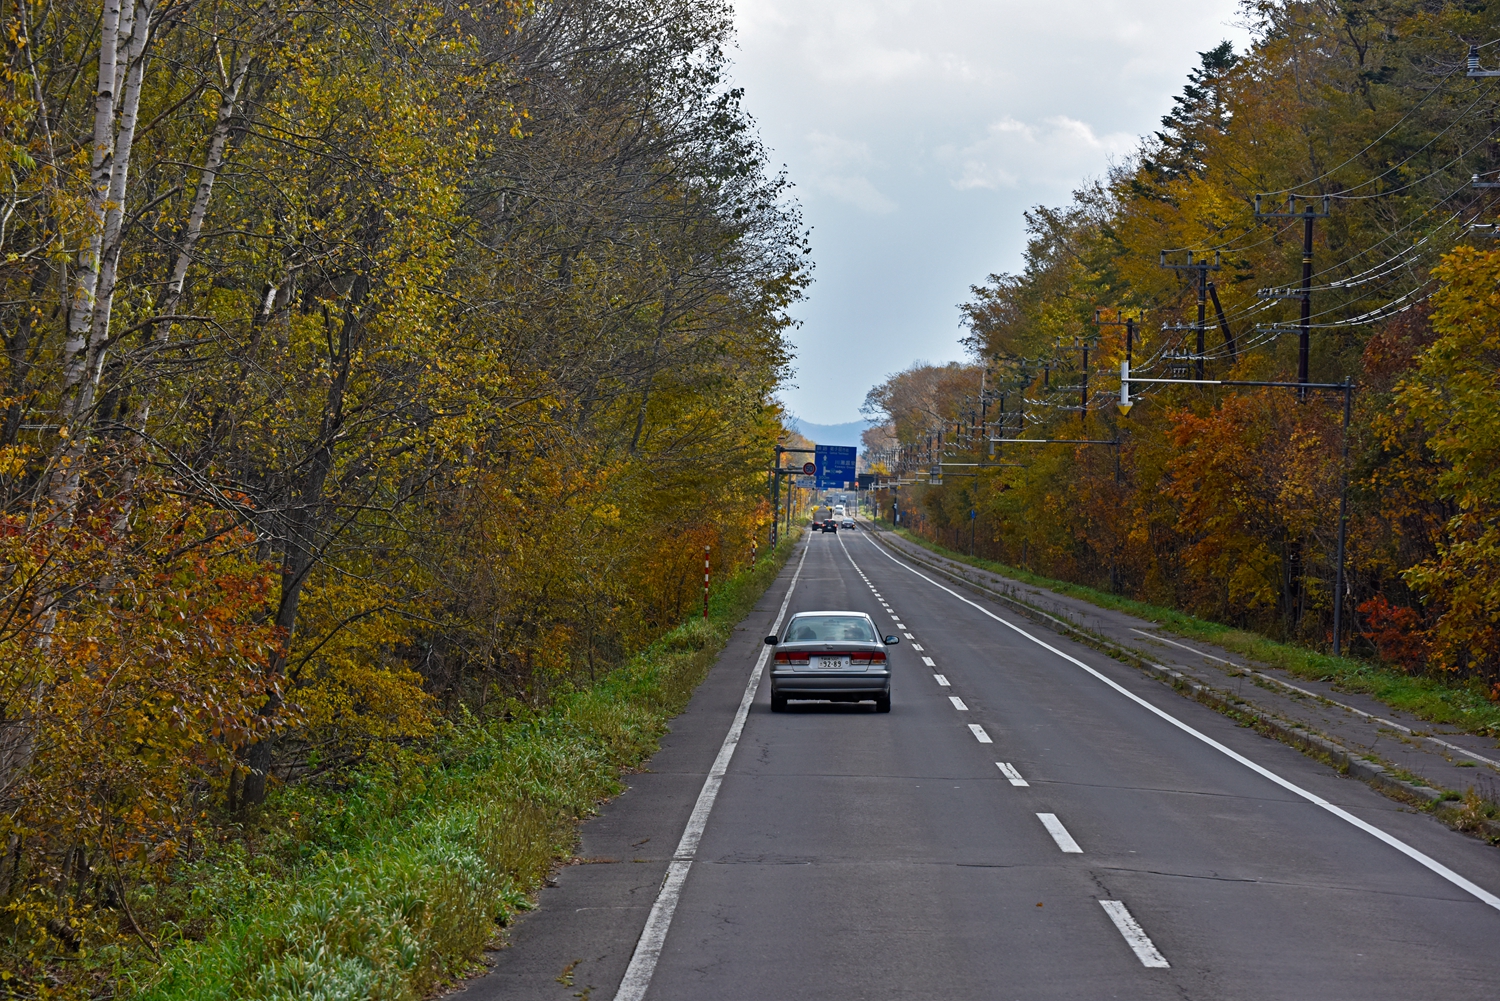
[[884, 635, 900, 645], [764, 635, 778, 645]]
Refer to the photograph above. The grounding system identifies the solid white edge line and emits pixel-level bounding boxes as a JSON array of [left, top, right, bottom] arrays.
[[1099, 900, 1170, 968], [612, 542, 812, 1001], [968, 723, 992, 743], [949, 695, 969, 711], [1037, 812, 1083, 853], [859, 533, 1500, 913]]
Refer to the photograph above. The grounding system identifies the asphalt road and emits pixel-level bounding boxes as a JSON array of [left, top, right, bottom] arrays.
[[464, 529, 1500, 1001]]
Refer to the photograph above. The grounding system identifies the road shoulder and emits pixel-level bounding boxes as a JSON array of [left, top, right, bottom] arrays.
[[453, 541, 807, 1001]]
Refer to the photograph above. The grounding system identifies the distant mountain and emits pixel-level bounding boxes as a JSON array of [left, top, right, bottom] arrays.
[[788, 419, 873, 449]]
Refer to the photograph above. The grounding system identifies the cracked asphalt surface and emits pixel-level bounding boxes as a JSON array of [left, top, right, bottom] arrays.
[[460, 530, 1500, 1000]]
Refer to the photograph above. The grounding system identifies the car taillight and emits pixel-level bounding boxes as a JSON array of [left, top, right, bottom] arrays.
[[849, 651, 885, 666], [775, 652, 809, 665]]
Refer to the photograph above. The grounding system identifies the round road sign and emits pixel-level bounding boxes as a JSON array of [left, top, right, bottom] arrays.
[[802, 461, 816, 475]]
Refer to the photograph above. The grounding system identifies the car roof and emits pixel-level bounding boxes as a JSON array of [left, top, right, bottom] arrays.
[[788, 610, 872, 619]]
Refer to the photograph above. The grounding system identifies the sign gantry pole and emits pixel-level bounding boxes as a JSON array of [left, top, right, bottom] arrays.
[[771, 444, 820, 543]]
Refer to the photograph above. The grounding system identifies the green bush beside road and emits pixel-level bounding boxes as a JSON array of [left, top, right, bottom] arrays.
[[130, 536, 799, 1001]]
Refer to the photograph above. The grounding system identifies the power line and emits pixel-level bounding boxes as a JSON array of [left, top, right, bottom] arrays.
[[1258, 63, 1466, 198]]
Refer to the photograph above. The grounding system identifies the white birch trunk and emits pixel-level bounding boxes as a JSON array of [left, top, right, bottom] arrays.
[[15, 1, 133, 797], [59, 0, 123, 399], [158, 48, 253, 331], [115, 42, 253, 532], [79, 1, 155, 409], [51, 1, 155, 514]]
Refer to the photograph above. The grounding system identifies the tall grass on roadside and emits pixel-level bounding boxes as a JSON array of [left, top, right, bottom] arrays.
[[129, 536, 799, 1001]]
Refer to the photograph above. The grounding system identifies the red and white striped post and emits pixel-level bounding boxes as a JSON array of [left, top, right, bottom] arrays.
[[702, 545, 711, 619]]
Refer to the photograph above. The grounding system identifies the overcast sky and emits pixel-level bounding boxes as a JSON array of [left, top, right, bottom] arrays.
[[731, 0, 1254, 425]]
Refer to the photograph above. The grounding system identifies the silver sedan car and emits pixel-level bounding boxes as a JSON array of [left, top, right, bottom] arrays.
[[765, 611, 899, 712]]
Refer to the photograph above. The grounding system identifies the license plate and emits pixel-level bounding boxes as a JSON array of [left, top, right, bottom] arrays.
[[814, 656, 850, 670]]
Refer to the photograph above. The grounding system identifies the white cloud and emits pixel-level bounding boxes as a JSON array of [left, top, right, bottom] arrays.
[[941, 115, 1136, 191], [730, 0, 1253, 424], [814, 174, 898, 214], [807, 131, 874, 170], [805, 132, 897, 213]]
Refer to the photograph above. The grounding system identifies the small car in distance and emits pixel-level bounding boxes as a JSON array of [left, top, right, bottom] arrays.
[[822, 520, 838, 533], [840, 519, 855, 530], [764, 611, 898, 712], [810, 519, 824, 532]]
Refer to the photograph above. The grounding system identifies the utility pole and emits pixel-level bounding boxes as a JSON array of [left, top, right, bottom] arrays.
[[1159, 251, 1221, 380], [1332, 379, 1353, 656], [1080, 340, 1089, 422], [1122, 369, 1357, 655], [1095, 308, 1139, 417], [979, 364, 989, 446], [1255, 195, 1330, 399]]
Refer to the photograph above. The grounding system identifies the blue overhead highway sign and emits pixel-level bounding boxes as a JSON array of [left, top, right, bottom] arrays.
[[815, 444, 857, 490]]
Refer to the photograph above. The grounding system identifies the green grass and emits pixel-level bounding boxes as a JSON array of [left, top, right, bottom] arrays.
[[886, 527, 1500, 739], [124, 534, 801, 1001]]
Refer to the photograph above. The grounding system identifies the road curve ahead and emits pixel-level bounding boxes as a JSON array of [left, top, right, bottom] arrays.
[[470, 530, 1500, 1001]]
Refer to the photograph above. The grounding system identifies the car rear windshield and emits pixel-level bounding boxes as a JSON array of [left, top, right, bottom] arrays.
[[783, 615, 877, 644]]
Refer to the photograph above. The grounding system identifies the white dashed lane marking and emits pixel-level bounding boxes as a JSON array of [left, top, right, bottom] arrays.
[[1100, 901, 1171, 968], [855, 530, 1500, 914], [949, 696, 968, 711], [933, 674, 950, 686], [921, 656, 935, 667], [1037, 813, 1082, 853], [996, 762, 1028, 787], [968, 724, 992, 743]]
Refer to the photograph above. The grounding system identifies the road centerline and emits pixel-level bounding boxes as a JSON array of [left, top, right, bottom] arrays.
[[1099, 900, 1170, 968], [1037, 813, 1083, 853]]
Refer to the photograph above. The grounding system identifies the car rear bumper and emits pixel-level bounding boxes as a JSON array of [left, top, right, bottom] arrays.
[[771, 673, 889, 698]]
